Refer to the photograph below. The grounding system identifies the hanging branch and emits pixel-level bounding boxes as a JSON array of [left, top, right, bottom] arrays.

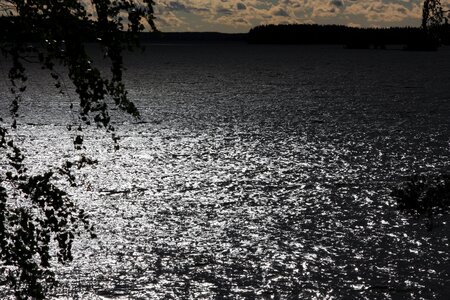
[[0, 1, 157, 298]]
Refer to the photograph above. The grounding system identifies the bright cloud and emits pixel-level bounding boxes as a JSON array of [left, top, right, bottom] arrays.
[[152, 0, 450, 32]]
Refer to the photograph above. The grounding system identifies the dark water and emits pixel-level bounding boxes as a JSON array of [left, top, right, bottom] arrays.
[[1, 44, 450, 299]]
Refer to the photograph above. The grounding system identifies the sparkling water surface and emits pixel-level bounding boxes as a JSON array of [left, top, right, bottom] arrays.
[[1, 44, 450, 299]]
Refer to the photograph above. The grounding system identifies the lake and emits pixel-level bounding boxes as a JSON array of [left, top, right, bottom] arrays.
[[1, 44, 450, 299]]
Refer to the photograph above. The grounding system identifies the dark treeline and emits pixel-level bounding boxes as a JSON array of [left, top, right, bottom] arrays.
[[248, 24, 450, 50]]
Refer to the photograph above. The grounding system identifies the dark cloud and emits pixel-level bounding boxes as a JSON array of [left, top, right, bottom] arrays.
[[217, 8, 233, 15], [235, 18, 250, 25], [330, 0, 344, 8], [168, 2, 188, 11], [273, 8, 289, 17], [369, 5, 384, 13], [237, 3, 246, 10], [382, 0, 413, 10], [397, 7, 407, 14]]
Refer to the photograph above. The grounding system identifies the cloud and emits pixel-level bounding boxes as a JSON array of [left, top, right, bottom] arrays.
[[167, 2, 188, 12], [152, 0, 439, 32], [217, 7, 233, 15], [236, 3, 247, 10], [330, 0, 344, 8], [272, 7, 289, 17]]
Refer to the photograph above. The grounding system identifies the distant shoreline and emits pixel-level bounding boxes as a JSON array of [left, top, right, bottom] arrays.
[[140, 24, 449, 50]]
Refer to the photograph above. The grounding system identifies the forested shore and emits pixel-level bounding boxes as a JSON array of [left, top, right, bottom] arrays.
[[247, 24, 450, 50]]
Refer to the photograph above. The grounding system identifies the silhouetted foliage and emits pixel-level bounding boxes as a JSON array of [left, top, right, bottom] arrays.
[[391, 174, 450, 230], [417, 0, 450, 49], [0, 0, 155, 298], [390, 1, 450, 230]]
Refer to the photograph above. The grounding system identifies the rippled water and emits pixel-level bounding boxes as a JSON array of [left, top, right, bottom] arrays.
[[1, 44, 450, 299]]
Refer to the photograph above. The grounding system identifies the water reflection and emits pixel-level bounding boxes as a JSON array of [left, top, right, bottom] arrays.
[[2, 45, 450, 298]]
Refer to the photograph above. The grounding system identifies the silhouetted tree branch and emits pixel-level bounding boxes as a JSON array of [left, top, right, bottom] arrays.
[[0, 1, 156, 298], [422, 0, 448, 30]]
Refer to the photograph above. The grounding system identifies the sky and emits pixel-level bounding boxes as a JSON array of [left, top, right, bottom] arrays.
[[152, 0, 450, 33]]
